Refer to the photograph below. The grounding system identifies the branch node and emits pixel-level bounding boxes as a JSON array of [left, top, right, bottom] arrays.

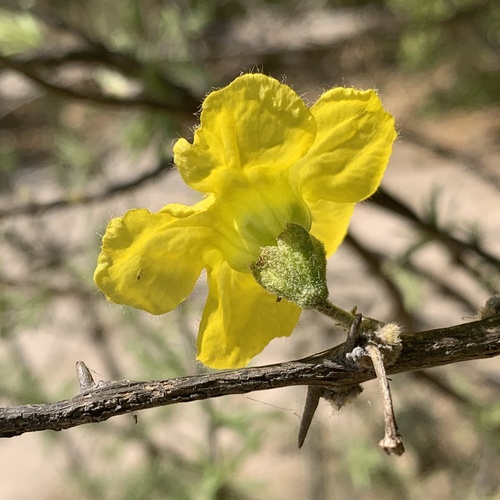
[[343, 321, 404, 455], [479, 294, 500, 319], [297, 314, 365, 448], [298, 315, 367, 449]]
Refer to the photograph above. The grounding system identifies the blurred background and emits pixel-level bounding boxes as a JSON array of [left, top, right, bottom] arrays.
[[0, 0, 499, 499]]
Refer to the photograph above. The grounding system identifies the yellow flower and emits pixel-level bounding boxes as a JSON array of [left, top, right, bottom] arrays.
[[94, 74, 396, 369]]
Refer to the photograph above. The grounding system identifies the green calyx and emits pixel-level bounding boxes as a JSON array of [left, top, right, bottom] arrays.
[[250, 223, 329, 308]]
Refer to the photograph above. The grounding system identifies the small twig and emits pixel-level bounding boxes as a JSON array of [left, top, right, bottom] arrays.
[[365, 344, 405, 456], [370, 187, 500, 268], [0, 54, 193, 116], [0, 158, 172, 220]]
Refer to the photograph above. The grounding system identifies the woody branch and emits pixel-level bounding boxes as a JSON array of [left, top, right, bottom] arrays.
[[0, 316, 499, 438]]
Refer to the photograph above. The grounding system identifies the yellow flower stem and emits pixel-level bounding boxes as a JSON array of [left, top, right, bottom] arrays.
[[312, 300, 355, 330]]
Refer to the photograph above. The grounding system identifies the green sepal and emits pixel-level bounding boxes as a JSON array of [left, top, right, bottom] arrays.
[[250, 223, 328, 308]]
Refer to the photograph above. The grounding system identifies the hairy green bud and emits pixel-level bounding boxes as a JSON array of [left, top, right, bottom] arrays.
[[250, 223, 328, 308]]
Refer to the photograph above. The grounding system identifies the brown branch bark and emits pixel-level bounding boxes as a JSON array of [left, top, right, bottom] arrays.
[[1, 317, 499, 438], [0, 158, 172, 220], [0, 54, 196, 116], [370, 187, 500, 268]]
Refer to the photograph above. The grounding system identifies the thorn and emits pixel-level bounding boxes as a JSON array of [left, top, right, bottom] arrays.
[[298, 314, 365, 449], [76, 360, 95, 393], [297, 386, 322, 448], [343, 312, 363, 354]]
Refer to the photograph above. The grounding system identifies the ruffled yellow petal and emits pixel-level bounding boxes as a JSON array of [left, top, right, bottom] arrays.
[[292, 88, 396, 204], [94, 202, 214, 315], [308, 199, 355, 256], [173, 74, 316, 195], [197, 253, 301, 368], [208, 176, 311, 272]]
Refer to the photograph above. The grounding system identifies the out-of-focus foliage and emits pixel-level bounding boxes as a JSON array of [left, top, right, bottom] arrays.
[[0, 9, 44, 55], [388, 0, 500, 109]]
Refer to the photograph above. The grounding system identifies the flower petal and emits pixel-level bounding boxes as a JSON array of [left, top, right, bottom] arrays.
[[197, 253, 301, 368], [292, 88, 396, 204], [308, 199, 355, 256], [207, 176, 311, 272], [94, 201, 214, 315], [173, 73, 316, 195]]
